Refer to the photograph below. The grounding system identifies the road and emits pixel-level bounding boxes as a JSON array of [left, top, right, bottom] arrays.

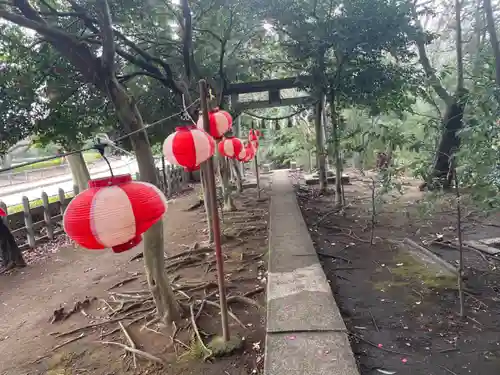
[[0, 159, 139, 206]]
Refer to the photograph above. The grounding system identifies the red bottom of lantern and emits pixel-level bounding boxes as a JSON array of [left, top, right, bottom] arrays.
[[112, 235, 142, 253]]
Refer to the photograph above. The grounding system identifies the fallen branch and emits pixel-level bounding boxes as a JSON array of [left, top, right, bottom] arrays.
[[185, 200, 204, 211], [317, 252, 351, 263], [226, 295, 262, 308], [368, 309, 379, 332], [107, 277, 139, 291], [202, 300, 247, 329], [99, 341, 165, 365], [243, 287, 264, 298], [101, 311, 155, 338], [119, 322, 137, 368], [167, 246, 213, 262], [51, 333, 85, 352], [189, 303, 213, 361], [349, 332, 411, 356]]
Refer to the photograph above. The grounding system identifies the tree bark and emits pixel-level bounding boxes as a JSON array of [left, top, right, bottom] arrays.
[[484, 0, 500, 88], [230, 159, 243, 192], [219, 155, 236, 211], [66, 152, 90, 192], [314, 99, 327, 192], [427, 99, 465, 189], [106, 78, 181, 324], [411, 2, 466, 188], [329, 91, 342, 206]]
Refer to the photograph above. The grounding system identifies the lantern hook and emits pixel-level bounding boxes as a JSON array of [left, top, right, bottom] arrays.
[[93, 143, 114, 177]]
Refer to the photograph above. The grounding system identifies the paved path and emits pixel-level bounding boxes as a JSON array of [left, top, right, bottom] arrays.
[[265, 170, 359, 375], [0, 159, 139, 206]]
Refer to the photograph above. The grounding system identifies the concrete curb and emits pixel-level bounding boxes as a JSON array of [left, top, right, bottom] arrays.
[[264, 170, 360, 375]]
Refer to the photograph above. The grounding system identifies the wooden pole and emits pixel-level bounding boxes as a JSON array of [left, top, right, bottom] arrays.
[[199, 79, 230, 341], [252, 126, 261, 199]]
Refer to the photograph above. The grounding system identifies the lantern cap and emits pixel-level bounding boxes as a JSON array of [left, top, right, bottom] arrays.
[[88, 174, 132, 188], [175, 125, 196, 132]]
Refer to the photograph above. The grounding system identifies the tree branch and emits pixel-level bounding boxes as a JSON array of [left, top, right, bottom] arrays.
[[97, 0, 115, 75], [118, 71, 166, 83], [181, 0, 192, 80], [410, 3, 453, 106], [193, 27, 223, 43]]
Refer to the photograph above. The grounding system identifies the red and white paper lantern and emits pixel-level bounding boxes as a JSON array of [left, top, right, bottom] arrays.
[[242, 143, 255, 163], [63, 175, 167, 253], [163, 125, 215, 171], [197, 108, 232, 139], [248, 129, 262, 149], [218, 136, 246, 161]]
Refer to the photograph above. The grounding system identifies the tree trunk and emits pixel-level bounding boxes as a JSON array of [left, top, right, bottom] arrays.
[[66, 152, 90, 192], [219, 155, 236, 211], [106, 78, 181, 324], [484, 0, 500, 88], [428, 99, 465, 189], [231, 159, 243, 193], [329, 92, 342, 206], [314, 99, 327, 192]]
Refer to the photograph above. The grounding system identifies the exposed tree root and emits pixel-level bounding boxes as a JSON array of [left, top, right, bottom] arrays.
[[99, 341, 165, 365], [53, 306, 156, 338]]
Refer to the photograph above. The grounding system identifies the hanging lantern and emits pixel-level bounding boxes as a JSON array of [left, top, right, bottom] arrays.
[[242, 143, 255, 163], [260, 119, 266, 129], [196, 108, 232, 139], [218, 136, 246, 161], [248, 129, 261, 150], [248, 129, 262, 142], [287, 118, 293, 128], [63, 174, 167, 253], [163, 125, 215, 171]]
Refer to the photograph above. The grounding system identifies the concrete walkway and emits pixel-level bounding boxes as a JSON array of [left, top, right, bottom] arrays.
[[265, 170, 359, 375]]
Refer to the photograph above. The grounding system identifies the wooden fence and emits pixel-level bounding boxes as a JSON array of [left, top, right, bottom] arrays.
[[0, 166, 190, 251]]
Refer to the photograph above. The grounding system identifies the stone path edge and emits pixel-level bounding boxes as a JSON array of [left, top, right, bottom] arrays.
[[264, 170, 360, 375]]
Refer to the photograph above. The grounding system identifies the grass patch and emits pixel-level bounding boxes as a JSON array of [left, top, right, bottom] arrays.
[[13, 151, 101, 172], [373, 252, 456, 293], [391, 253, 456, 289], [7, 192, 73, 214]]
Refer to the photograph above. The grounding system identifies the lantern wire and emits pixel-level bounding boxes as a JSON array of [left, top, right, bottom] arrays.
[[0, 99, 201, 175], [94, 143, 114, 177], [242, 105, 313, 121]]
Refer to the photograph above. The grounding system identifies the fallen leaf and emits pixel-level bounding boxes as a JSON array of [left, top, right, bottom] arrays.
[[376, 370, 396, 375]]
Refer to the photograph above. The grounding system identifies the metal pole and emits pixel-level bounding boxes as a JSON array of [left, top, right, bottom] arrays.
[[199, 79, 230, 341]]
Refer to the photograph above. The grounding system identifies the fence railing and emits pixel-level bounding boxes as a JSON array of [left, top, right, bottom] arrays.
[[0, 158, 105, 188], [0, 166, 190, 251]]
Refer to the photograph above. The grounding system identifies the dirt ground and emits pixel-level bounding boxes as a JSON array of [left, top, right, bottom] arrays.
[[295, 169, 500, 375], [0, 180, 268, 375]]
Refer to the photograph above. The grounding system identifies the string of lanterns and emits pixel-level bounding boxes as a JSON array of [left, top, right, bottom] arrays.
[[62, 106, 264, 253]]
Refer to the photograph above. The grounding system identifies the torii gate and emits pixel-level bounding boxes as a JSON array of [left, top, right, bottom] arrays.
[[225, 76, 328, 190]]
